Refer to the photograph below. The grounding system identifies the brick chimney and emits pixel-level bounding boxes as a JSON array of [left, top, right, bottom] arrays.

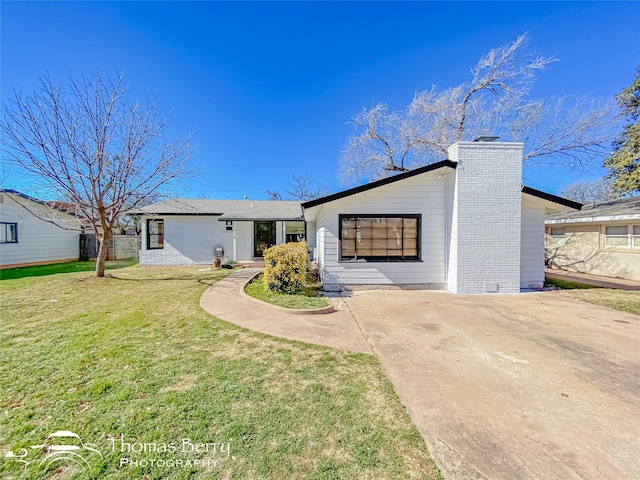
[[447, 140, 524, 293]]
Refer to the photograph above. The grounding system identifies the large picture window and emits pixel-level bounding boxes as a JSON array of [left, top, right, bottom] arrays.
[[0, 222, 18, 243], [339, 215, 420, 261], [147, 219, 164, 249]]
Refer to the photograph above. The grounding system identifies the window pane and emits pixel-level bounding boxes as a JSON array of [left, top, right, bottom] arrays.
[[342, 245, 356, 258], [604, 236, 628, 247], [633, 225, 640, 235], [8, 224, 17, 242], [550, 228, 565, 236], [340, 215, 420, 261], [342, 227, 356, 240], [0, 226, 5, 243], [605, 226, 628, 236]]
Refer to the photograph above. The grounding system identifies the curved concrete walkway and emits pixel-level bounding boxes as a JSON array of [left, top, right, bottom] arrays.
[[200, 268, 372, 354], [201, 268, 640, 480]]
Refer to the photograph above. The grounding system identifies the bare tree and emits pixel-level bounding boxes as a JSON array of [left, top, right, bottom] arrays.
[[265, 174, 329, 201], [285, 174, 330, 201], [265, 189, 283, 201], [340, 33, 617, 183], [1, 72, 196, 277], [559, 178, 619, 205]]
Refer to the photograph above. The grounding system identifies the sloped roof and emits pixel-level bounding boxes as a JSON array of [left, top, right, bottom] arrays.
[[138, 199, 303, 221], [546, 196, 640, 224], [300, 161, 580, 211], [302, 160, 457, 208]]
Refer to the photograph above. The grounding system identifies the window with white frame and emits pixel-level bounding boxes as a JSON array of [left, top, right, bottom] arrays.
[[603, 225, 633, 248], [633, 225, 640, 248], [0, 222, 18, 243], [548, 227, 566, 245]]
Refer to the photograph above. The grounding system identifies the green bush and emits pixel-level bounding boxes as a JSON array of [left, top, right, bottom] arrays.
[[263, 241, 310, 294]]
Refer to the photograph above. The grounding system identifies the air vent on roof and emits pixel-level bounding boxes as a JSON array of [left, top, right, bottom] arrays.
[[473, 136, 500, 142]]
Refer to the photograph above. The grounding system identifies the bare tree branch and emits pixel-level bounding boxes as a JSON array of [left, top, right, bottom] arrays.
[[0, 72, 198, 276], [339, 32, 616, 184]]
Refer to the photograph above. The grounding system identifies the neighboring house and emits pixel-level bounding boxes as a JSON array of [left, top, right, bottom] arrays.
[[138, 140, 580, 294], [0, 189, 82, 269], [302, 141, 580, 294], [137, 200, 305, 265], [545, 196, 640, 281]]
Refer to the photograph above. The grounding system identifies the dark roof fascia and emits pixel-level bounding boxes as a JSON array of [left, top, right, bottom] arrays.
[[140, 212, 224, 216], [216, 217, 304, 222], [522, 186, 582, 210], [0, 188, 47, 206], [302, 160, 457, 208]]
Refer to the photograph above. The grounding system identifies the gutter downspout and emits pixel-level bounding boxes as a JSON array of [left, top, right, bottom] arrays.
[[233, 226, 237, 262]]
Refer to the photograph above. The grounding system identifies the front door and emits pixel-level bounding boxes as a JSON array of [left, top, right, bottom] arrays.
[[254, 221, 276, 257]]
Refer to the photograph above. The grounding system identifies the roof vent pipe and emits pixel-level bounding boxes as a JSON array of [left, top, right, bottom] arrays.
[[473, 136, 500, 142]]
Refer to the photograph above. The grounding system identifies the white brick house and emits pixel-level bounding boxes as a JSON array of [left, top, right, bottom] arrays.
[[138, 200, 305, 265], [137, 140, 580, 293], [303, 140, 581, 294]]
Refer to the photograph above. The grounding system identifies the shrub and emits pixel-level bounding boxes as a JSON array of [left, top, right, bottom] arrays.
[[263, 241, 310, 294]]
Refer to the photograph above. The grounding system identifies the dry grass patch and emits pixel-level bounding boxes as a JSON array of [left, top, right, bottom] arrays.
[[559, 289, 640, 316]]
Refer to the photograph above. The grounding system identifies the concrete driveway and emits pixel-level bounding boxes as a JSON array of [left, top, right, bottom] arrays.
[[341, 290, 640, 480]]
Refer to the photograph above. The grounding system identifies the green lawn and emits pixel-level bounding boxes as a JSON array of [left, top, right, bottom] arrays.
[[244, 274, 329, 309], [0, 265, 441, 479], [544, 277, 598, 290], [0, 259, 138, 280]]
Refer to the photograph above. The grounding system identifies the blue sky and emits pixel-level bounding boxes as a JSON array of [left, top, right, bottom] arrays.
[[2, 1, 639, 200]]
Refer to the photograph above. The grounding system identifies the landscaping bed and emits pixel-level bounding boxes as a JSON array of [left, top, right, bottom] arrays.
[[244, 273, 329, 310]]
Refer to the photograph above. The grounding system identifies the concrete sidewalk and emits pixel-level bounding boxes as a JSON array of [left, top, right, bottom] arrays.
[[199, 268, 372, 354], [546, 268, 640, 290]]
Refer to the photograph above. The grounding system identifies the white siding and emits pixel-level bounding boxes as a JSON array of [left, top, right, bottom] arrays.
[[0, 193, 81, 268], [520, 198, 546, 289], [311, 172, 448, 288]]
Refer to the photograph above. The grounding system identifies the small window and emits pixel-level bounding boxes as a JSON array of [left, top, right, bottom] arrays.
[[0, 222, 18, 243], [147, 219, 164, 249], [547, 227, 566, 245], [339, 215, 420, 261], [604, 225, 629, 248], [605, 226, 628, 236], [633, 225, 640, 248]]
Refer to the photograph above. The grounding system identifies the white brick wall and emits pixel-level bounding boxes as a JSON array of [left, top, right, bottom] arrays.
[[447, 142, 524, 293]]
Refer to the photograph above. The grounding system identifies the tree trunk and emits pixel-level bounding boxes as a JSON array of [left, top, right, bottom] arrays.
[[95, 229, 111, 277]]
